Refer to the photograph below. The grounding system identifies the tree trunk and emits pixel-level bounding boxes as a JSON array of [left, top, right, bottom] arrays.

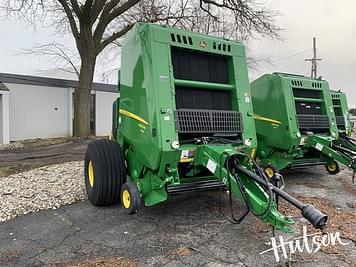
[[73, 53, 96, 137]]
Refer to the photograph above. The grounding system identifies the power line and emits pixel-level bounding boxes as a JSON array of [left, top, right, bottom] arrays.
[[272, 48, 312, 63]]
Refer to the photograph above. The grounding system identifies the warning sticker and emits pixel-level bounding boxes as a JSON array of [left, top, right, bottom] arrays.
[[315, 143, 323, 151], [207, 159, 217, 174]]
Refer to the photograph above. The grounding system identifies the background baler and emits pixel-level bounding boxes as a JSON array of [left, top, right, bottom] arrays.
[[84, 23, 327, 233], [331, 90, 356, 153], [251, 73, 356, 177]]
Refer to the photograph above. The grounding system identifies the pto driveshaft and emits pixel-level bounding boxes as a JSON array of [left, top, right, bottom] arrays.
[[235, 165, 328, 230]]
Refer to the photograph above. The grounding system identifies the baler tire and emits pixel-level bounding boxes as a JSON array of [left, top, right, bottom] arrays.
[[325, 161, 340, 175], [84, 139, 126, 206], [121, 181, 141, 215], [112, 101, 118, 141]]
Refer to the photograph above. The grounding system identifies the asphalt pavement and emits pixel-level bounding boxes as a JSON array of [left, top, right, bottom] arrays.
[[0, 167, 355, 267]]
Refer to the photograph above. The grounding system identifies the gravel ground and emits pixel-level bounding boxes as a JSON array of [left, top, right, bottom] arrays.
[[0, 161, 85, 222]]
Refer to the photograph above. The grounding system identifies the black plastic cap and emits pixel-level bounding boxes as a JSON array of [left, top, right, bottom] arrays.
[[302, 205, 328, 230]]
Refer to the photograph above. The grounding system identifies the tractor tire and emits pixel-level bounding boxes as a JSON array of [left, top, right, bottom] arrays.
[[121, 181, 141, 215], [264, 164, 279, 179], [325, 161, 340, 175], [112, 101, 118, 141], [84, 139, 126, 206]]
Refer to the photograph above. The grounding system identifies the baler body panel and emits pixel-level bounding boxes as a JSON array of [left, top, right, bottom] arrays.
[[118, 23, 257, 205], [251, 73, 339, 171], [331, 90, 352, 134]]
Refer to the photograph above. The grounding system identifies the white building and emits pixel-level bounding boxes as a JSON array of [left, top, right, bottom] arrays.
[[0, 73, 119, 144]]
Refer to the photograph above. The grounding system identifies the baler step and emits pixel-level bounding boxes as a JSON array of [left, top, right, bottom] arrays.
[[167, 180, 224, 194]]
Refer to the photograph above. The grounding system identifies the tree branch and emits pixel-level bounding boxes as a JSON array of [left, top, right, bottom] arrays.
[[97, 23, 135, 53], [93, 0, 140, 44], [57, 0, 80, 40], [89, 0, 106, 24]]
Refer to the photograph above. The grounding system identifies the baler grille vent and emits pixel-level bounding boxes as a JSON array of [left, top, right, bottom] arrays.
[[175, 109, 243, 133], [213, 42, 231, 52], [171, 33, 193, 45], [296, 114, 330, 130], [312, 82, 322, 88], [331, 93, 340, 99], [335, 116, 345, 128], [292, 80, 303, 86]]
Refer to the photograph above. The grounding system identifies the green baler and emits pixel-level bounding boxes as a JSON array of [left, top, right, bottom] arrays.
[[331, 90, 356, 152], [251, 73, 356, 176], [84, 24, 327, 233]]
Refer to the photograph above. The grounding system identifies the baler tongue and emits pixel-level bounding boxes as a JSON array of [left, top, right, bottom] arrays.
[[306, 135, 356, 181], [194, 145, 327, 233]]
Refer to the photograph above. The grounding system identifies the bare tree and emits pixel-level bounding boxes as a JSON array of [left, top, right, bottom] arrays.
[[21, 43, 80, 78], [1, 0, 280, 136]]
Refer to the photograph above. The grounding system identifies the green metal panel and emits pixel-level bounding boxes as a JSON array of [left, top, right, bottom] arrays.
[[118, 23, 256, 206], [330, 90, 352, 134], [250, 73, 339, 171]]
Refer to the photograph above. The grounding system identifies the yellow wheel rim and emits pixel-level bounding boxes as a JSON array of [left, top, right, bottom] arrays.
[[122, 189, 131, 209], [88, 161, 94, 187], [265, 167, 274, 178], [327, 162, 337, 172]]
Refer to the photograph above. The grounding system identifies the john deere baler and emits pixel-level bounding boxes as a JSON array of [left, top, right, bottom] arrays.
[[331, 90, 356, 152], [84, 24, 327, 233], [251, 73, 356, 176]]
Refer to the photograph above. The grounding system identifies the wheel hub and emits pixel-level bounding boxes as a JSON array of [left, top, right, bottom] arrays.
[[88, 161, 94, 187]]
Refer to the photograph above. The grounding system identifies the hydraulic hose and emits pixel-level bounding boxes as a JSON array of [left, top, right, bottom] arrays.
[[234, 152, 274, 219], [219, 155, 250, 224]]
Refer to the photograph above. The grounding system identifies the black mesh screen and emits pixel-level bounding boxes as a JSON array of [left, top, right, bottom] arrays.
[[335, 116, 345, 129], [175, 87, 231, 110], [295, 102, 322, 115], [332, 99, 340, 105], [293, 88, 321, 98], [171, 46, 229, 84], [297, 115, 330, 130], [175, 109, 243, 133]]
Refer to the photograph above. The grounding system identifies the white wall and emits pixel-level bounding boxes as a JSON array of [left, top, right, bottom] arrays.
[[0, 94, 2, 142], [5, 83, 71, 141], [0, 91, 10, 144], [95, 91, 120, 136]]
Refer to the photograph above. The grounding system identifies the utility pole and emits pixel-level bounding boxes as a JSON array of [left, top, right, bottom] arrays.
[[305, 37, 322, 79]]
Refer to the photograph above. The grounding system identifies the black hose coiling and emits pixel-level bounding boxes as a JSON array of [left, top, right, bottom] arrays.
[[219, 152, 274, 224]]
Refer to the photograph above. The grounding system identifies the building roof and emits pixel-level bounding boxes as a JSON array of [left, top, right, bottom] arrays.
[[0, 72, 119, 93], [0, 81, 9, 91]]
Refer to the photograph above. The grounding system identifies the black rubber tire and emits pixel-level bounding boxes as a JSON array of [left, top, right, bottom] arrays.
[[325, 161, 340, 175], [264, 163, 279, 179], [120, 181, 141, 215], [112, 101, 118, 141], [84, 139, 126, 206]]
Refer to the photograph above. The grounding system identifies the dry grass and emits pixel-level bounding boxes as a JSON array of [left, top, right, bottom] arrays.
[[168, 246, 193, 258], [336, 177, 356, 195], [64, 256, 138, 267], [279, 194, 355, 263], [279, 195, 355, 242]]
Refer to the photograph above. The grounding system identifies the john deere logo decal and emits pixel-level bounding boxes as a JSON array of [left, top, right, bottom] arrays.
[[200, 41, 207, 48]]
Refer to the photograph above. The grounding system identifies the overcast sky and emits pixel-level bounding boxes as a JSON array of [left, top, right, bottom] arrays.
[[0, 0, 355, 106]]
